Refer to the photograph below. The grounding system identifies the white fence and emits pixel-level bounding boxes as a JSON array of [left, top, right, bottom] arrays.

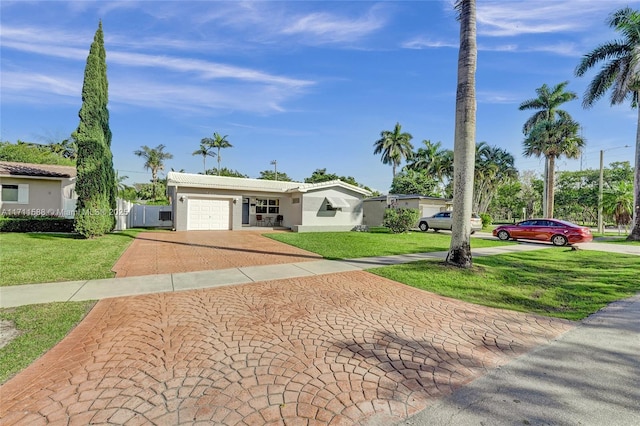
[[114, 199, 172, 231]]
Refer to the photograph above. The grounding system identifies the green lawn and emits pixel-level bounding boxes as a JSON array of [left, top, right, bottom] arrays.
[[370, 248, 640, 321], [266, 231, 513, 259], [0, 301, 95, 383], [597, 237, 640, 245], [0, 230, 142, 286]]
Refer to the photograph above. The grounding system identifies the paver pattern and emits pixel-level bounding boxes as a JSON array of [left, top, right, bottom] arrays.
[[112, 231, 322, 277], [1, 271, 573, 425]]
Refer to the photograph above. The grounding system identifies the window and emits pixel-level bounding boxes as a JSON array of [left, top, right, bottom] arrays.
[[1, 185, 18, 202], [1, 184, 28, 204], [292, 198, 300, 204], [256, 198, 279, 214]]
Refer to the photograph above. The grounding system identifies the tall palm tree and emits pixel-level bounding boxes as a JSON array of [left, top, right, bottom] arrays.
[[373, 122, 414, 178], [192, 141, 216, 174], [447, 0, 477, 268], [519, 81, 578, 134], [133, 144, 173, 199], [523, 117, 585, 218], [519, 81, 578, 216], [201, 132, 232, 176], [575, 7, 640, 241]]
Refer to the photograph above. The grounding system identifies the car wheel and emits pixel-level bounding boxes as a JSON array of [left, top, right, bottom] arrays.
[[497, 230, 510, 241], [551, 234, 568, 246], [419, 222, 429, 232]]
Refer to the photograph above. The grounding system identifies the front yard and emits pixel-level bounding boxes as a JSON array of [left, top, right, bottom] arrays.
[[0, 229, 142, 286], [266, 230, 513, 259]]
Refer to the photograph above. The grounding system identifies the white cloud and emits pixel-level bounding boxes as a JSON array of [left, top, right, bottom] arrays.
[[477, 0, 638, 37], [401, 37, 458, 50], [280, 8, 387, 44]]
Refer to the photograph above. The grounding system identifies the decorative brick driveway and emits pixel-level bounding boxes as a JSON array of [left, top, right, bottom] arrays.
[[1, 272, 573, 425], [112, 231, 322, 277]]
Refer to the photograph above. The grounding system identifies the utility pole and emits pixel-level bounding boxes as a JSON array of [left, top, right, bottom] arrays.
[[270, 160, 277, 181]]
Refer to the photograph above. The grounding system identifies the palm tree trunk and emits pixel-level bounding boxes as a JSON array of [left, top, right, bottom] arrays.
[[217, 147, 221, 176], [447, 0, 476, 268], [546, 155, 556, 218], [203, 157, 206, 174], [628, 104, 640, 240]]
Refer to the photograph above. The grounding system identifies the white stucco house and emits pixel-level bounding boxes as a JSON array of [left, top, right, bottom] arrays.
[[166, 172, 371, 232], [362, 194, 452, 227], [0, 161, 77, 218]]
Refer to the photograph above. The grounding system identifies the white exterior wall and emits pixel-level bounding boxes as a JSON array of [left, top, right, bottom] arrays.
[[295, 188, 364, 232]]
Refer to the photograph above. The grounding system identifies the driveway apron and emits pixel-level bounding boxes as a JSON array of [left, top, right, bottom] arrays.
[[112, 231, 323, 277], [0, 272, 572, 425]]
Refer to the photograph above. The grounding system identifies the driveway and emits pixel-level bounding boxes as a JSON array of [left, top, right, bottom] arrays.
[[0, 272, 572, 425], [112, 231, 323, 277]]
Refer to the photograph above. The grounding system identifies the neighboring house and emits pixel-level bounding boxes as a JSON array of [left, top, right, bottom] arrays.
[[0, 161, 77, 218], [363, 194, 452, 227], [166, 172, 371, 232]]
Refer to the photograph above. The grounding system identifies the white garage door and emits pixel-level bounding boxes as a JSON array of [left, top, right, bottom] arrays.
[[187, 199, 231, 230]]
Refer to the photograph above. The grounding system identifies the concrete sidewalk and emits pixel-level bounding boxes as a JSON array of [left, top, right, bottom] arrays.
[[400, 293, 640, 426], [2, 241, 637, 308], [0, 243, 549, 308]]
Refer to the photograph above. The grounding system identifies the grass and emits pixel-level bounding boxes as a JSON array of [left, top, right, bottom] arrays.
[[266, 230, 514, 259], [597, 237, 640, 245], [0, 229, 143, 286], [369, 248, 640, 321], [0, 301, 96, 384]]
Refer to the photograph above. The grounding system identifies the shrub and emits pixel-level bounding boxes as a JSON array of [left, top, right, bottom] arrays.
[[480, 213, 492, 228], [0, 216, 75, 233], [383, 208, 420, 234]]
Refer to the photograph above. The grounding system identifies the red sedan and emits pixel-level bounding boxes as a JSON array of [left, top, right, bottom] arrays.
[[492, 219, 593, 246]]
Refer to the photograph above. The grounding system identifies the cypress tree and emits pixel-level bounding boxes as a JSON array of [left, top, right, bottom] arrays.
[[73, 21, 116, 237]]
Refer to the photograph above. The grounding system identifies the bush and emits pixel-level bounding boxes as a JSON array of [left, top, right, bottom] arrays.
[[383, 208, 420, 234], [0, 216, 75, 233], [479, 213, 492, 228]]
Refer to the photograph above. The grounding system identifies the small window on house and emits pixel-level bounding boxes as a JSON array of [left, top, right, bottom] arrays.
[[1, 185, 19, 202], [159, 211, 172, 221], [256, 198, 280, 214], [292, 198, 300, 204]]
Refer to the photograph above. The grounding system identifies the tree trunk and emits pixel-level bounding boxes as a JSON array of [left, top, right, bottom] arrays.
[[447, 0, 477, 268], [628, 104, 640, 240], [546, 155, 556, 218]]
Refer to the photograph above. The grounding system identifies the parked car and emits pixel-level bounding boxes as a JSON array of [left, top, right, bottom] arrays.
[[492, 219, 593, 246], [418, 211, 483, 234]]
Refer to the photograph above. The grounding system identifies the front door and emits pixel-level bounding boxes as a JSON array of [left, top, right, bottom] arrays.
[[242, 198, 250, 224]]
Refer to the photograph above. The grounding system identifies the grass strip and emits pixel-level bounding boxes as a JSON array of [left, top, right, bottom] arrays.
[[266, 231, 513, 259], [0, 301, 96, 384], [369, 248, 640, 321]]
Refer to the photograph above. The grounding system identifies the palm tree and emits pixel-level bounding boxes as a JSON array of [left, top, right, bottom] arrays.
[[473, 142, 517, 213], [519, 82, 578, 133], [192, 141, 216, 174], [373, 122, 414, 178], [406, 140, 454, 192], [201, 132, 232, 176], [575, 7, 640, 241], [519, 81, 578, 216], [133, 144, 173, 199], [603, 181, 633, 233], [523, 117, 585, 218], [447, 0, 477, 268]]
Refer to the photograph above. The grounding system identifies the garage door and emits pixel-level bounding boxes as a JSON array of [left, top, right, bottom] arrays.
[[187, 199, 231, 230]]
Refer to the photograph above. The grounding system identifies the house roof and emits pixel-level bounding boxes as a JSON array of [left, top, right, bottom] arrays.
[[167, 172, 371, 196], [0, 161, 76, 178], [365, 194, 452, 202]]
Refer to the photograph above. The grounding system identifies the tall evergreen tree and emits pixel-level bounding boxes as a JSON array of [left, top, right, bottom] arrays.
[[73, 21, 116, 237]]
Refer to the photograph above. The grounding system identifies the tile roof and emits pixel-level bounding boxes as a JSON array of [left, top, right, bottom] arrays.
[[0, 161, 76, 178]]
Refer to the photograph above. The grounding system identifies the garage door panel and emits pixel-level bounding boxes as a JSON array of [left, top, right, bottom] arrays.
[[187, 199, 231, 230]]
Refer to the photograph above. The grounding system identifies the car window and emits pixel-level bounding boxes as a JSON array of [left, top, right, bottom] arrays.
[[443, 212, 451, 218], [519, 220, 533, 226]]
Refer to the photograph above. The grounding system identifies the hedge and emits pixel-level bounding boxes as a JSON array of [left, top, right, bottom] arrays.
[[0, 217, 75, 233]]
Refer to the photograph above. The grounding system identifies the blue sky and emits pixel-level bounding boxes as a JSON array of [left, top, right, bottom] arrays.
[[1, 0, 638, 192]]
